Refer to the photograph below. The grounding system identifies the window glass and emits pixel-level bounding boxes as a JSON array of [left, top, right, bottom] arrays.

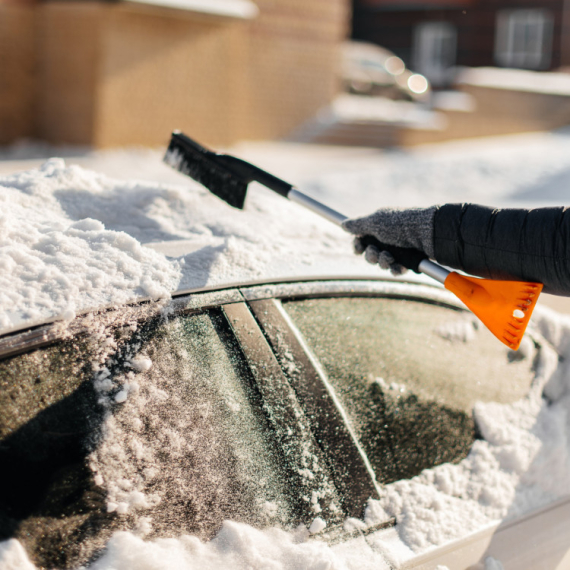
[[495, 9, 553, 69], [113, 309, 302, 537], [0, 337, 107, 568], [0, 309, 303, 568], [282, 297, 536, 484]]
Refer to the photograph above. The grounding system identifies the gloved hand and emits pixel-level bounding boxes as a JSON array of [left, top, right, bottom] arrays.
[[341, 207, 437, 275]]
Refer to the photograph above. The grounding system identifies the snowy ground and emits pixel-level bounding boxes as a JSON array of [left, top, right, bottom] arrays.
[[2, 131, 570, 569], [5, 128, 570, 212]]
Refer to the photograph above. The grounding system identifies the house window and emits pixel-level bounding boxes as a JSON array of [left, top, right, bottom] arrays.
[[412, 22, 457, 87], [495, 9, 553, 70]]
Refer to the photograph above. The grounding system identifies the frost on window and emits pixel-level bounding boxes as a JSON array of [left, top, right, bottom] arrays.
[[91, 309, 300, 538], [282, 297, 536, 485], [0, 308, 302, 568]]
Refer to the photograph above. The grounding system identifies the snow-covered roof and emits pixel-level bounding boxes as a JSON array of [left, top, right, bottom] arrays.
[[457, 66, 570, 96], [0, 157, 421, 337], [329, 94, 445, 129], [5, 127, 570, 336], [123, 0, 258, 19]]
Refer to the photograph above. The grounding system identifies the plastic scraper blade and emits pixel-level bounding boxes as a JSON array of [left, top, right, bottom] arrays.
[[444, 272, 543, 350]]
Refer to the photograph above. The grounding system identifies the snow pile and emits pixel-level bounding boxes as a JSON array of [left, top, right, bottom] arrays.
[[0, 158, 380, 336], [85, 524, 383, 570], [0, 540, 36, 570], [127, 0, 259, 20], [329, 94, 445, 128], [457, 66, 570, 96], [300, 130, 570, 216], [5, 128, 570, 339], [0, 524, 390, 570], [364, 305, 570, 562], [0, 159, 180, 334]]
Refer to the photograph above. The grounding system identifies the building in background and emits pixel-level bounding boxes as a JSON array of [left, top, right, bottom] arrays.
[[0, 0, 350, 148], [352, 0, 569, 87]]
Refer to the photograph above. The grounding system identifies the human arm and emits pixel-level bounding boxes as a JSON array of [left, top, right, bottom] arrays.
[[343, 204, 570, 296], [434, 204, 570, 296]]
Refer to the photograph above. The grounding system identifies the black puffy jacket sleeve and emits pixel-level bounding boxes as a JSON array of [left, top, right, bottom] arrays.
[[433, 204, 570, 296]]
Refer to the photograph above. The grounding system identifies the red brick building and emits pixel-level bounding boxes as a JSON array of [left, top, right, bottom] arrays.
[[353, 0, 570, 85]]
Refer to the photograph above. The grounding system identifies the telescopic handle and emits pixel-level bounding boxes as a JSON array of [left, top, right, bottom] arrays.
[[288, 189, 347, 225], [287, 188, 450, 282]]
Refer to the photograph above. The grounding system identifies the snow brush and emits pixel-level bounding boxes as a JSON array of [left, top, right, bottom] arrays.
[[164, 131, 542, 350]]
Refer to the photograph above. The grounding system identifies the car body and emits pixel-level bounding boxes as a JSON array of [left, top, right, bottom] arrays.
[[341, 41, 431, 103], [1, 153, 570, 569], [2, 272, 569, 569]]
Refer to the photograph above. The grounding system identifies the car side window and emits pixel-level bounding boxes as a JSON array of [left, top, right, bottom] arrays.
[[0, 336, 107, 568], [0, 307, 317, 568], [281, 297, 536, 484], [112, 309, 302, 537]]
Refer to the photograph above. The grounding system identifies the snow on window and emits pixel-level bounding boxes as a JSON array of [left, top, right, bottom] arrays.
[[0, 308, 310, 567], [91, 309, 304, 538]]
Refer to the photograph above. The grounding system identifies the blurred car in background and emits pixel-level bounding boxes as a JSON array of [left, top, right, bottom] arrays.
[[341, 40, 431, 102]]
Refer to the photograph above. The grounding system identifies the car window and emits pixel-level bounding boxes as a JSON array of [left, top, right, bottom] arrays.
[[0, 335, 108, 568], [0, 336, 99, 515], [281, 297, 537, 485], [0, 307, 315, 568], [121, 309, 302, 535]]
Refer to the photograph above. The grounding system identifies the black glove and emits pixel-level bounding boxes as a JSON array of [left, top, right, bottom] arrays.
[[342, 207, 437, 275]]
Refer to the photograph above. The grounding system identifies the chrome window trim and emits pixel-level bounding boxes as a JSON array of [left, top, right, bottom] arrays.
[[0, 280, 448, 360], [0, 322, 90, 361], [248, 298, 382, 517], [222, 301, 345, 525], [240, 279, 463, 309], [175, 288, 244, 311], [0, 289, 244, 361]]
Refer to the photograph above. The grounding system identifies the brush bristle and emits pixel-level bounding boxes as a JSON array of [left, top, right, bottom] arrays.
[[164, 139, 248, 209]]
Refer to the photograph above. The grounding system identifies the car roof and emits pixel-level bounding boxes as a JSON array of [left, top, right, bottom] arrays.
[[0, 160, 434, 337]]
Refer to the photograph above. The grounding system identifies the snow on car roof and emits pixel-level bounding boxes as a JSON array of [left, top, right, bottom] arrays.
[[2, 135, 570, 569], [4, 126, 570, 337], [0, 157, 417, 337]]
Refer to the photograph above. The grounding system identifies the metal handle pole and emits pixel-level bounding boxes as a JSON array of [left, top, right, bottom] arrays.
[[418, 259, 450, 284], [288, 189, 347, 225], [288, 188, 450, 284]]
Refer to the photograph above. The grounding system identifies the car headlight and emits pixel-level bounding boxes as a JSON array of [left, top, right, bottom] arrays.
[[407, 73, 429, 94]]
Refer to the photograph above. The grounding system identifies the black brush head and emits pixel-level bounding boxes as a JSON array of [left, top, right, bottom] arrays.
[[164, 132, 248, 209]]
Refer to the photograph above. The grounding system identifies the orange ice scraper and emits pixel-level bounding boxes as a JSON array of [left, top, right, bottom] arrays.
[[444, 272, 542, 350]]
